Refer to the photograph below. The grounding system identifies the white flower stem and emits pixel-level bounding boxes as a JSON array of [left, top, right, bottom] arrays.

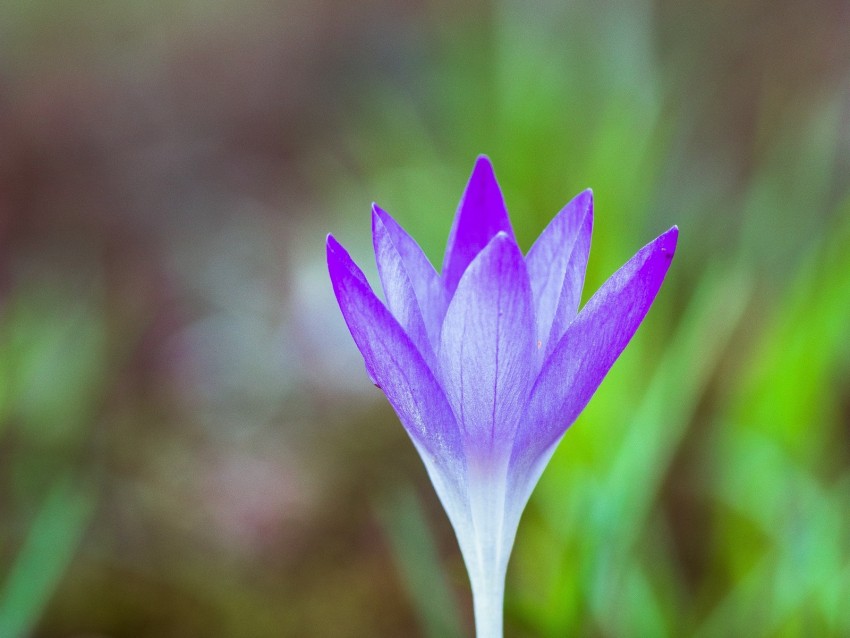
[[470, 558, 505, 638], [463, 454, 511, 638]]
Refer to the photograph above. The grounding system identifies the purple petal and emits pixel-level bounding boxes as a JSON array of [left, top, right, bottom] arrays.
[[372, 204, 447, 350], [442, 156, 516, 296], [372, 209, 438, 370], [327, 234, 463, 463], [525, 189, 593, 359], [511, 226, 678, 473], [439, 232, 535, 456]]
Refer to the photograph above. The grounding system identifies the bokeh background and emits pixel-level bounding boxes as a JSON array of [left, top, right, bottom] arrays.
[[1, 0, 849, 636]]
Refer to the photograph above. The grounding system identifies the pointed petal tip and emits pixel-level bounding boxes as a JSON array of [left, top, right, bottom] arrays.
[[371, 203, 397, 231], [576, 188, 594, 215], [370, 203, 383, 227], [554, 189, 592, 221], [326, 234, 358, 274], [370, 204, 384, 230], [490, 229, 522, 252], [470, 155, 497, 181], [657, 225, 679, 258], [327, 233, 372, 295], [326, 234, 345, 272], [326, 234, 352, 263], [443, 155, 514, 291], [326, 234, 345, 284], [474, 153, 493, 167]]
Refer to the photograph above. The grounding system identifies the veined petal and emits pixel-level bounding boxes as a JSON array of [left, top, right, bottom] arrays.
[[327, 234, 463, 464], [526, 189, 593, 358], [439, 232, 535, 455], [512, 226, 678, 474], [372, 208, 438, 370], [372, 204, 447, 350], [442, 156, 516, 296]]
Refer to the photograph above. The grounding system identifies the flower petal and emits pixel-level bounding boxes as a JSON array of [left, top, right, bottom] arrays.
[[525, 189, 593, 358], [442, 156, 516, 296], [512, 226, 678, 473], [327, 234, 463, 463], [372, 204, 447, 351], [439, 232, 535, 455]]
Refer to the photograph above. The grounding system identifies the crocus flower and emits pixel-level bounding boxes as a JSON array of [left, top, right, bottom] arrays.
[[327, 156, 677, 637]]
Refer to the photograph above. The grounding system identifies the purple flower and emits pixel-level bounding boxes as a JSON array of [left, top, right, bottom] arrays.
[[327, 156, 677, 637]]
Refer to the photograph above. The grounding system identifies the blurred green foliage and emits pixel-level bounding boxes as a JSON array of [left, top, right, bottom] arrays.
[[1, 0, 849, 636]]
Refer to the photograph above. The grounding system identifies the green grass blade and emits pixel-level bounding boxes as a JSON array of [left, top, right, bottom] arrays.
[[377, 487, 465, 638], [0, 476, 96, 638]]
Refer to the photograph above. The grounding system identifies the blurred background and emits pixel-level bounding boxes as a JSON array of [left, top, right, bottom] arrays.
[[1, 0, 849, 636]]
